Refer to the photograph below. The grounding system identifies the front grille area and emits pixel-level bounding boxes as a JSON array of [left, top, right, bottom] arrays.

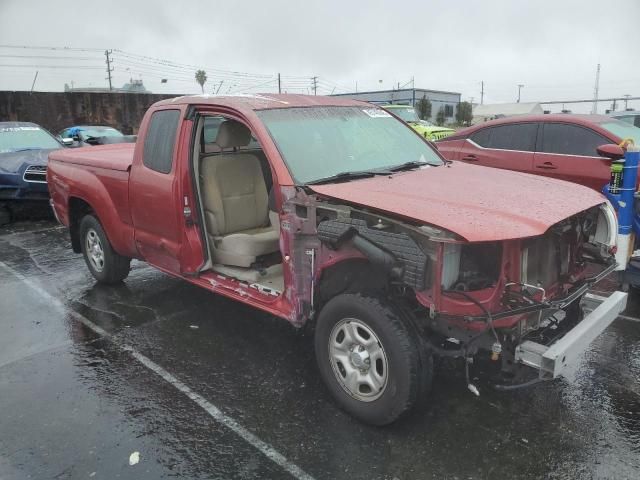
[[521, 232, 568, 288], [23, 165, 47, 183], [430, 131, 454, 141]]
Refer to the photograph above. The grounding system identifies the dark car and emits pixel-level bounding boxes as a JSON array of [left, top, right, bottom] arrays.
[[0, 122, 66, 222], [58, 125, 136, 147], [436, 114, 640, 191]]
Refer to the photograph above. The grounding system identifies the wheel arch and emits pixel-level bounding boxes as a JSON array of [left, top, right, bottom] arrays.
[[315, 258, 390, 311], [68, 196, 95, 253]]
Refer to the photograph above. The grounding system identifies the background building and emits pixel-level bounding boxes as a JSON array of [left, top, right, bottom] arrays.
[[472, 102, 543, 124], [333, 88, 461, 123], [63, 79, 150, 94]]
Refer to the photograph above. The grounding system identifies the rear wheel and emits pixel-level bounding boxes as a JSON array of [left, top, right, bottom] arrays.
[[314, 293, 432, 425], [80, 215, 130, 284]]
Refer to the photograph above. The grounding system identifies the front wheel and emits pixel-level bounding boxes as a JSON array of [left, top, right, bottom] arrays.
[[80, 214, 130, 284], [314, 293, 432, 425]]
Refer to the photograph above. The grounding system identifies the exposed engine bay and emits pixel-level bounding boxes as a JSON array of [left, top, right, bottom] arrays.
[[306, 195, 617, 358]]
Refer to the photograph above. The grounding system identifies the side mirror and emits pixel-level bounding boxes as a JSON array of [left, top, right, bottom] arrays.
[[597, 143, 625, 160], [61, 138, 74, 147]]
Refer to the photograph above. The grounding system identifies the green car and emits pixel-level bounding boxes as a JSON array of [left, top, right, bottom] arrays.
[[382, 104, 455, 141]]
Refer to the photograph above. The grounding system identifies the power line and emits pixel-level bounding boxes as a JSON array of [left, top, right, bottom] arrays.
[[0, 44, 105, 52], [0, 44, 351, 96], [0, 54, 100, 61], [539, 95, 640, 105], [111, 54, 283, 85], [114, 49, 299, 80], [0, 64, 105, 69]]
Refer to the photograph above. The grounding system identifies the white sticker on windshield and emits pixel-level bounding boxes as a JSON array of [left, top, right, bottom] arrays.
[[0, 126, 40, 132], [362, 108, 391, 118]]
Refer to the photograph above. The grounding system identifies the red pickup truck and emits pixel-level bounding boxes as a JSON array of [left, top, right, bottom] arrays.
[[48, 94, 626, 425]]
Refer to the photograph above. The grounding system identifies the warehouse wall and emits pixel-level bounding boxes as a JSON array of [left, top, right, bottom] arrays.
[[0, 91, 178, 135]]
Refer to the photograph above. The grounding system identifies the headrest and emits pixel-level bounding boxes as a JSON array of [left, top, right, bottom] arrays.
[[215, 120, 252, 149]]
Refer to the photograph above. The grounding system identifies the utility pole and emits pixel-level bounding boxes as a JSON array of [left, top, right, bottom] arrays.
[[311, 76, 318, 95], [278, 73, 281, 94], [480, 81, 484, 105], [624, 94, 631, 110], [104, 49, 113, 91], [517, 84, 524, 103], [591, 63, 600, 114]]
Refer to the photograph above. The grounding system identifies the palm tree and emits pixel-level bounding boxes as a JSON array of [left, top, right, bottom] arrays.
[[195, 70, 207, 93]]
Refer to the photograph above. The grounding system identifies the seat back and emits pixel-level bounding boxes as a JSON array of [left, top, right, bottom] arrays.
[[200, 120, 269, 237]]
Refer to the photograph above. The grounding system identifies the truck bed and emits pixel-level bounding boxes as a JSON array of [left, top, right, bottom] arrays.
[[48, 143, 134, 171]]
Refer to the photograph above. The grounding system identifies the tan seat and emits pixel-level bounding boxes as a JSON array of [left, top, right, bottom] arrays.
[[200, 120, 279, 268]]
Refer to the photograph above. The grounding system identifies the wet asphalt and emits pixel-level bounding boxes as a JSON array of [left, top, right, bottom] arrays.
[[1, 219, 640, 480]]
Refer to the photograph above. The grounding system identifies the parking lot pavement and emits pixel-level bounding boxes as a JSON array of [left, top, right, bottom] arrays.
[[1, 221, 640, 480]]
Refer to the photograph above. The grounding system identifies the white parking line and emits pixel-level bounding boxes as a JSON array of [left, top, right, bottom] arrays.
[[0, 261, 316, 480]]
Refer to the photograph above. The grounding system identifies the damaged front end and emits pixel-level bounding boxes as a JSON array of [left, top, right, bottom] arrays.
[[286, 188, 625, 389], [418, 201, 625, 387]]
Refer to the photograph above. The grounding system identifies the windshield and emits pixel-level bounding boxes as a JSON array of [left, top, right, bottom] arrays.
[[258, 106, 443, 184], [77, 127, 123, 139], [0, 125, 61, 153], [387, 106, 420, 123], [599, 120, 640, 145]]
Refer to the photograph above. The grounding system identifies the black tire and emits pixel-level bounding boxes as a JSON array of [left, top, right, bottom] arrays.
[[79, 214, 130, 284], [314, 293, 432, 426]]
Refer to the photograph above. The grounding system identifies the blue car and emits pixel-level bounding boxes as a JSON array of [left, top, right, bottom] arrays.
[[58, 125, 136, 147], [0, 122, 67, 222]]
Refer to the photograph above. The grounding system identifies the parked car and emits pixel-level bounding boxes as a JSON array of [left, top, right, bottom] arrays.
[[58, 125, 136, 147], [610, 110, 640, 128], [436, 114, 640, 191], [382, 104, 455, 141], [48, 94, 624, 425], [0, 121, 67, 223]]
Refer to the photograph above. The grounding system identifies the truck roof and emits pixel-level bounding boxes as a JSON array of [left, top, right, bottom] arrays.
[[152, 93, 370, 111]]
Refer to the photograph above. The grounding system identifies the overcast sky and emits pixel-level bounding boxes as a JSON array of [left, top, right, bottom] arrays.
[[1, 0, 639, 112]]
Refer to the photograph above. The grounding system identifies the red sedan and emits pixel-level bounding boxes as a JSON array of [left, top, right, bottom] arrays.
[[436, 114, 640, 191]]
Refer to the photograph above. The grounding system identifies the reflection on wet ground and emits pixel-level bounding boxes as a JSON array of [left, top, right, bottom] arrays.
[[1, 221, 639, 479]]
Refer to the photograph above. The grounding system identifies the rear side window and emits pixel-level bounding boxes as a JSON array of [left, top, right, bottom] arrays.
[[540, 123, 609, 156], [203, 116, 224, 144], [470, 123, 537, 151], [470, 128, 491, 147], [201, 115, 261, 151], [143, 109, 180, 173], [616, 115, 640, 128]]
